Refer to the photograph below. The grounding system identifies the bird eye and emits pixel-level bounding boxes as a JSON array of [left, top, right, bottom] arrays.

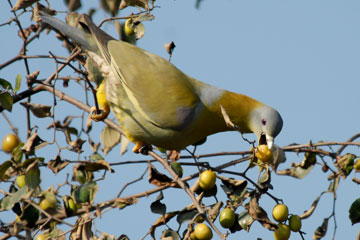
[[262, 119, 266, 125]]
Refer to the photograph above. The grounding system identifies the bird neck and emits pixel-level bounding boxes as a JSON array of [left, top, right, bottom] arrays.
[[206, 90, 263, 134]]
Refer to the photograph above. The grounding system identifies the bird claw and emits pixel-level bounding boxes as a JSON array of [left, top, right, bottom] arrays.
[[132, 142, 152, 155], [90, 106, 110, 122]]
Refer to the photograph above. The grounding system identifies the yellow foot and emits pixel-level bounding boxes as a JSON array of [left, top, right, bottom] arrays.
[[90, 105, 110, 122], [167, 150, 181, 162], [132, 142, 152, 155]]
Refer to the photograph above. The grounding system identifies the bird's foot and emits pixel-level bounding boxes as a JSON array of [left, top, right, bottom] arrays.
[[132, 142, 152, 155], [167, 150, 181, 162], [90, 105, 110, 122]]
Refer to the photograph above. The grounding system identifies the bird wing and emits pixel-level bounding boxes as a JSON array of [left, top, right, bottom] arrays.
[[107, 40, 201, 130]]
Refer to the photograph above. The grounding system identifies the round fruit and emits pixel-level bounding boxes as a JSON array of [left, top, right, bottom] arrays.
[[219, 208, 236, 228], [199, 170, 216, 190], [190, 231, 198, 240], [16, 175, 26, 188], [124, 18, 135, 36], [40, 198, 57, 211], [68, 198, 77, 214], [255, 144, 273, 163], [194, 223, 213, 240], [273, 224, 291, 240], [289, 215, 301, 232], [272, 204, 289, 222], [2, 134, 20, 153], [35, 233, 50, 240]]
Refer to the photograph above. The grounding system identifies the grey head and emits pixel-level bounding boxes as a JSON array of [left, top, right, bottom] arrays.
[[249, 104, 283, 149]]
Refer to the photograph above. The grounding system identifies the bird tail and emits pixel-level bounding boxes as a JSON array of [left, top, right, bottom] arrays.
[[39, 11, 97, 53], [40, 11, 115, 64]]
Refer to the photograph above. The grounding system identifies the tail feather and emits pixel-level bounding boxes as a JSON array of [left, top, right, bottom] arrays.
[[39, 11, 97, 53], [81, 15, 115, 65]]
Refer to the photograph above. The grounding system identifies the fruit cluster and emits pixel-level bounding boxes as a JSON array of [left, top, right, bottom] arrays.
[[272, 204, 302, 240]]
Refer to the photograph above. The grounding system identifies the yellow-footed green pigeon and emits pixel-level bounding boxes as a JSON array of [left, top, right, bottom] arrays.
[[40, 12, 283, 153]]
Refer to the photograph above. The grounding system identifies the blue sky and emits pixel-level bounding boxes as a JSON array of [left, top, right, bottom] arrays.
[[1, 0, 360, 239]]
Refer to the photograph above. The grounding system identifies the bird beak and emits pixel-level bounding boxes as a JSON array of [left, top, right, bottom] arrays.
[[266, 135, 274, 150]]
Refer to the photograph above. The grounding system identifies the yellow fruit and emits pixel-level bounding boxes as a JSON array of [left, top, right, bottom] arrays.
[[272, 204, 289, 222], [273, 224, 291, 240], [2, 134, 20, 153], [255, 144, 273, 163], [16, 175, 26, 188], [219, 208, 236, 228], [354, 158, 360, 172], [289, 215, 301, 232], [35, 233, 50, 240], [190, 231, 198, 240], [68, 198, 77, 214], [40, 198, 56, 211], [199, 170, 216, 190], [194, 223, 213, 240], [124, 18, 135, 36]]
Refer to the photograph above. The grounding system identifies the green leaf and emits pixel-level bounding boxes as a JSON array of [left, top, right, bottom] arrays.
[[12, 142, 24, 163], [47, 155, 70, 174], [176, 208, 197, 225], [207, 201, 223, 222], [20, 102, 52, 118], [100, 125, 121, 155], [349, 198, 360, 225], [134, 22, 145, 40], [328, 176, 340, 193], [270, 144, 286, 171], [258, 167, 272, 189], [0, 92, 13, 111], [14, 74, 21, 92], [21, 130, 48, 154], [313, 217, 329, 239], [276, 152, 316, 179], [100, 0, 121, 17], [21, 157, 45, 169], [194, 183, 218, 197], [150, 191, 166, 215], [170, 162, 183, 178], [0, 160, 12, 181], [337, 153, 356, 178], [300, 191, 326, 219], [25, 160, 41, 189], [73, 181, 98, 204], [0, 186, 30, 210], [0, 78, 12, 90], [111, 198, 138, 209], [90, 152, 104, 161], [160, 229, 180, 240], [237, 210, 254, 232], [20, 204, 39, 228], [64, 0, 82, 11], [219, 176, 248, 204], [0, 196, 12, 211], [84, 160, 113, 173]]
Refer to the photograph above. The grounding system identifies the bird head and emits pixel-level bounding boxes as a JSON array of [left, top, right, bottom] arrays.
[[248, 105, 283, 149]]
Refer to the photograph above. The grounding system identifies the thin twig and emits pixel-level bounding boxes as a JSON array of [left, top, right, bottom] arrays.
[[117, 166, 148, 198]]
